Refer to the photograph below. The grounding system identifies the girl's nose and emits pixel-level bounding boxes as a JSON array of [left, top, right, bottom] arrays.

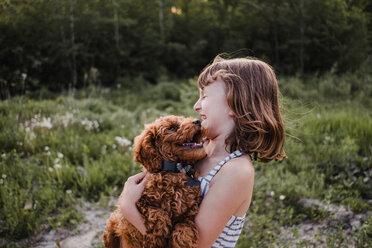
[[193, 99, 201, 112]]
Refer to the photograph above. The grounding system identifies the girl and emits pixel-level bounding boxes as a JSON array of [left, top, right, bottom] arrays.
[[120, 55, 286, 248]]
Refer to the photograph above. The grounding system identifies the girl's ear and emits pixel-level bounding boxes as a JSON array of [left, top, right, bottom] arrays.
[[133, 124, 162, 172], [228, 109, 235, 117]]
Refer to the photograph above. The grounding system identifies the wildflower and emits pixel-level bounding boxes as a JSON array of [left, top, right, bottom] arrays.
[[363, 177, 369, 183], [54, 163, 62, 169], [46, 151, 51, 156], [57, 152, 64, 159], [39, 117, 53, 129], [54, 158, 59, 164], [21, 114, 53, 130], [115, 136, 132, 147], [270, 191, 275, 197], [55, 112, 74, 128], [93, 120, 99, 130], [2, 174, 6, 179], [66, 189, 72, 194], [81, 118, 100, 131], [279, 195, 286, 200], [45, 146, 50, 151], [1, 153, 5, 158], [24, 201, 33, 210], [49, 167, 53, 172], [81, 118, 89, 128], [112, 144, 117, 149]]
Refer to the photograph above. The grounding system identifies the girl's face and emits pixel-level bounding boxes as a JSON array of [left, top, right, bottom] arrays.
[[193, 77, 235, 139]]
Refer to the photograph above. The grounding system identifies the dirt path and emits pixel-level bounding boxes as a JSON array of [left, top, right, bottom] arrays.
[[5, 197, 367, 247], [278, 198, 369, 247], [33, 199, 116, 248]]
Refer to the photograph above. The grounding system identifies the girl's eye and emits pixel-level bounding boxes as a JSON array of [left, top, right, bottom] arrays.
[[169, 126, 177, 131]]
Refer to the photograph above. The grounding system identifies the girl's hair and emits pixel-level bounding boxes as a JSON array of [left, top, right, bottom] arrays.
[[197, 55, 286, 162]]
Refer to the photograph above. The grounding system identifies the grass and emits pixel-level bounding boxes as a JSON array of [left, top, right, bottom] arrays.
[[1, 72, 371, 247]]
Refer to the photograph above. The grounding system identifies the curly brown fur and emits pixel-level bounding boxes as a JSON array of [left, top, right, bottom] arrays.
[[103, 115, 206, 248]]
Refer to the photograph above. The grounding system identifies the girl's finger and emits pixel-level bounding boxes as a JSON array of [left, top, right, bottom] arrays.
[[139, 174, 149, 185], [128, 172, 146, 184], [135, 172, 147, 184]]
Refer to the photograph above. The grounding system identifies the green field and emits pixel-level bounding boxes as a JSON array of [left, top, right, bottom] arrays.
[[1, 72, 371, 247]]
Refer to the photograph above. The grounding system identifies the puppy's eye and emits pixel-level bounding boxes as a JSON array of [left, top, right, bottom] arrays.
[[168, 126, 177, 131]]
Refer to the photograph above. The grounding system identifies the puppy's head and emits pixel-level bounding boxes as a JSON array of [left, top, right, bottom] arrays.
[[133, 115, 206, 172]]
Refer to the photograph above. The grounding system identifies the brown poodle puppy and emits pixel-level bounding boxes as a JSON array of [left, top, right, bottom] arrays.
[[103, 115, 206, 248]]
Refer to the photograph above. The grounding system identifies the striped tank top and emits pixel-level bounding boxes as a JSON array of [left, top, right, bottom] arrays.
[[198, 150, 245, 248]]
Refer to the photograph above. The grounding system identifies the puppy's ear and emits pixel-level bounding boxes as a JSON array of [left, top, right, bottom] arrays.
[[133, 124, 162, 172]]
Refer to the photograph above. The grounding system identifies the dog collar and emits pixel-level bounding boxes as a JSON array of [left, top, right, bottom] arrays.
[[162, 161, 192, 173], [161, 160, 200, 187]]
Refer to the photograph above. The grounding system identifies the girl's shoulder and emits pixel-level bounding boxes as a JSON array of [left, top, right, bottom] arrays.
[[211, 154, 254, 187], [207, 154, 255, 215], [224, 155, 254, 176]]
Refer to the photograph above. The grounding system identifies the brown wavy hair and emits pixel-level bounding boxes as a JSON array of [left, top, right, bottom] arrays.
[[197, 55, 287, 162]]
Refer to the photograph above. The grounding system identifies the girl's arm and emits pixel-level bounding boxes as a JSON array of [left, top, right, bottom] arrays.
[[196, 158, 255, 247], [119, 159, 254, 247], [119, 172, 148, 235]]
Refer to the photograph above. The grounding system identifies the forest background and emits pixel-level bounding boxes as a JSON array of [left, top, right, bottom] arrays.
[[0, 0, 371, 247]]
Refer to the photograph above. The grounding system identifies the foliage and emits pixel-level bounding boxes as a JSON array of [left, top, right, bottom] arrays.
[[1, 71, 371, 246], [1, 0, 372, 96]]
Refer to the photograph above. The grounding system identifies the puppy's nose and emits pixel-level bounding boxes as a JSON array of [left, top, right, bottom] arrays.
[[193, 120, 201, 127]]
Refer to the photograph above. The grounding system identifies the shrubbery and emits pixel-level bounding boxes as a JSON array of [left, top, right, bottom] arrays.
[[1, 72, 371, 246]]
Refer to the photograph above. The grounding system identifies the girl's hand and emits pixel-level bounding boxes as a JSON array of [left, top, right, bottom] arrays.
[[119, 172, 148, 215], [118, 171, 148, 235]]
